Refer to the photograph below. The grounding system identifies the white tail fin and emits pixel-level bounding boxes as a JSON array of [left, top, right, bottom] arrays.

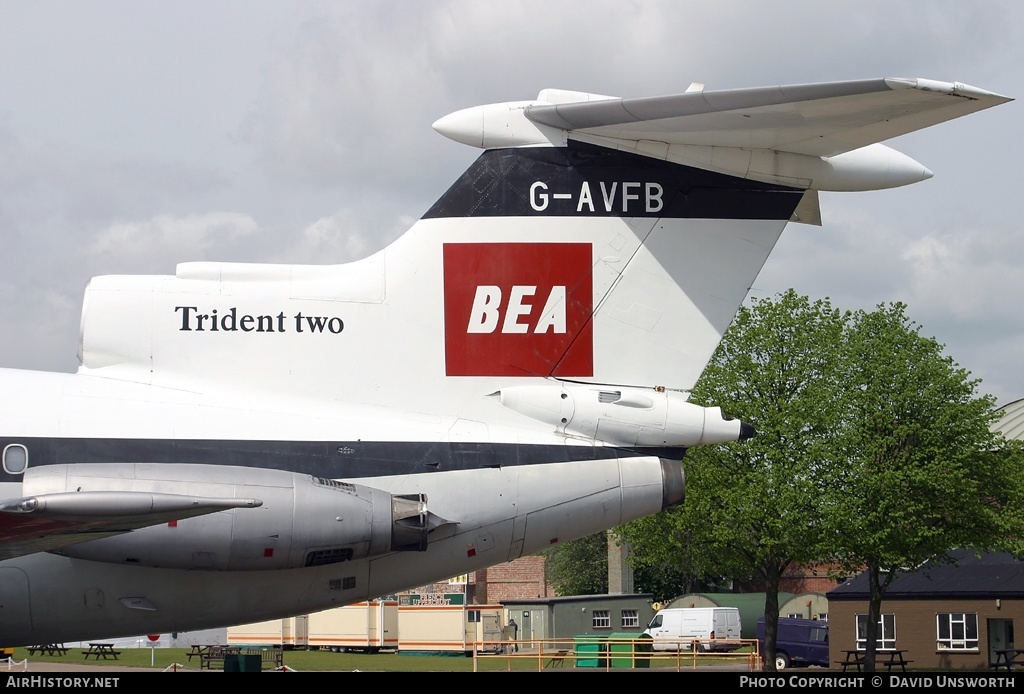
[[77, 78, 1009, 448]]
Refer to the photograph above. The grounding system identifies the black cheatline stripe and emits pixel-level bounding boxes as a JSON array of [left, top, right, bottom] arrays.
[[423, 141, 803, 220], [0, 437, 687, 481]]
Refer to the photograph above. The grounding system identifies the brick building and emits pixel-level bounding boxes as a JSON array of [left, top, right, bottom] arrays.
[[779, 563, 849, 595], [827, 549, 1024, 670], [470, 556, 554, 604]]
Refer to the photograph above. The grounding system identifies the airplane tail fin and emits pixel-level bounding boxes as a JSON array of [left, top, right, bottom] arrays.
[[423, 137, 799, 389], [425, 77, 1009, 391], [77, 78, 1010, 446]]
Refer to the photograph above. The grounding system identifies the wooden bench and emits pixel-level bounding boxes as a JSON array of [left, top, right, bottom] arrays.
[[201, 646, 283, 670], [249, 647, 284, 669], [200, 645, 239, 669]]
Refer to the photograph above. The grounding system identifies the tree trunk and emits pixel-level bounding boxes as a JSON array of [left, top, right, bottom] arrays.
[[864, 561, 885, 673], [761, 564, 783, 671]]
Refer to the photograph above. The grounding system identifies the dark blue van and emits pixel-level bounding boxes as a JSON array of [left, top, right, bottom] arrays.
[[756, 617, 829, 670]]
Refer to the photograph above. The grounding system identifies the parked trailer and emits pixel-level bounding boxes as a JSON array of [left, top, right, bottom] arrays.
[[227, 615, 308, 648], [227, 603, 397, 652], [227, 601, 503, 655], [306, 601, 399, 653], [397, 604, 505, 654]]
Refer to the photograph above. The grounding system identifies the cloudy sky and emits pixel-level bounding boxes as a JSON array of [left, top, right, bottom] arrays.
[[1, 1, 1021, 407]]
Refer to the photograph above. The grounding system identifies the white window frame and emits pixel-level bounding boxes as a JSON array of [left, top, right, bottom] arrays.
[[621, 609, 639, 628], [856, 613, 897, 650], [592, 609, 611, 629], [936, 612, 979, 651]]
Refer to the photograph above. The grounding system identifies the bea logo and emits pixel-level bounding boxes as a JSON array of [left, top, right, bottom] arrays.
[[444, 243, 593, 377]]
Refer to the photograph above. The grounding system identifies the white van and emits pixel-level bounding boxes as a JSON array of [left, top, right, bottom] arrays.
[[642, 607, 743, 652]]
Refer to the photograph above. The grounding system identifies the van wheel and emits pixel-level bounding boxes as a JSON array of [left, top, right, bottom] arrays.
[[775, 653, 790, 670]]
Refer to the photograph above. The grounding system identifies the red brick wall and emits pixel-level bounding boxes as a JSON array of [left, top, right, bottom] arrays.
[[780, 563, 852, 594], [475, 556, 554, 603], [476, 559, 846, 604], [472, 558, 847, 607], [738, 562, 850, 594]]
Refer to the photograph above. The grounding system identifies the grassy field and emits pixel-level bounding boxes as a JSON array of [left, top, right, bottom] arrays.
[[12, 647, 566, 672], [13, 646, 755, 672]]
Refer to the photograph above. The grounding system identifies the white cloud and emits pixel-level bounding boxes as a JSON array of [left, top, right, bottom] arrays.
[[88, 213, 261, 274], [900, 227, 1024, 320], [287, 211, 378, 265]]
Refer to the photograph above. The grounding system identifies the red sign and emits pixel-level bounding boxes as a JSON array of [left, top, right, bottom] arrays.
[[147, 634, 160, 642], [443, 243, 593, 377]]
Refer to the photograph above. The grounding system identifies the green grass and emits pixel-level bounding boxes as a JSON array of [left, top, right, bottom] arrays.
[[13, 647, 552, 672], [15, 646, 1007, 673], [13, 643, 761, 672]]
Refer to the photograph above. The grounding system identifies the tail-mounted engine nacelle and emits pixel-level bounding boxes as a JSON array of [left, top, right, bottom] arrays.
[[25, 463, 433, 570], [497, 383, 755, 447]]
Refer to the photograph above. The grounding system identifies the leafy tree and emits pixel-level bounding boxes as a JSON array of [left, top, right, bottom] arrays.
[[631, 561, 708, 604], [544, 531, 715, 602], [621, 293, 1024, 672], [619, 289, 848, 671], [823, 302, 1024, 672], [543, 531, 607, 596]]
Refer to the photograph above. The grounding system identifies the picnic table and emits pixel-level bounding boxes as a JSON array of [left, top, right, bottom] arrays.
[[879, 650, 912, 672], [186, 645, 216, 663], [837, 649, 912, 672], [837, 649, 864, 671], [28, 644, 69, 656], [992, 648, 1024, 670], [82, 643, 121, 660]]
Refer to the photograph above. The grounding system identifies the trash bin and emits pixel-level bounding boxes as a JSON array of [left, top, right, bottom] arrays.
[[574, 635, 608, 668], [609, 632, 653, 668], [224, 652, 262, 672]]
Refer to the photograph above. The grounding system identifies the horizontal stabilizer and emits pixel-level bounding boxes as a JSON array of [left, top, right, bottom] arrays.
[[435, 78, 1010, 191], [524, 78, 1011, 157]]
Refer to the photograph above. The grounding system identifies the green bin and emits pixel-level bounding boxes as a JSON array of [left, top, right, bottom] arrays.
[[573, 635, 608, 668], [609, 632, 652, 668], [224, 653, 262, 672]]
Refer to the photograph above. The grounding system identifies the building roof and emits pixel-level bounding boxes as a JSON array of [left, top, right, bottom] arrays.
[[500, 592, 653, 607], [827, 549, 1024, 600], [668, 592, 791, 610], [995, 397, 1024, 441]]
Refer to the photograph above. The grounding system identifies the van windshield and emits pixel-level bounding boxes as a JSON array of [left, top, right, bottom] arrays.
[[648, 615, 663, 629]]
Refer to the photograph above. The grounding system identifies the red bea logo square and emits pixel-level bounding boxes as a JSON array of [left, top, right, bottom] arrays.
[[443, 243, 593, 377]]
